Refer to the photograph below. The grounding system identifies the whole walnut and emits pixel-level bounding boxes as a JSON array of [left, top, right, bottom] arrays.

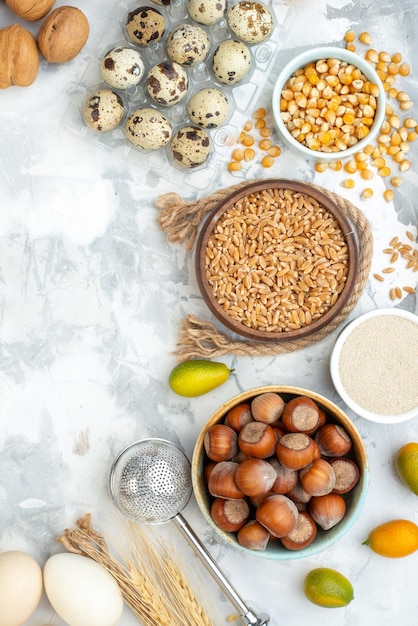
[[0, 24, 40, 89], [37, 5, 89, 63], [5, 0, 56, 21]]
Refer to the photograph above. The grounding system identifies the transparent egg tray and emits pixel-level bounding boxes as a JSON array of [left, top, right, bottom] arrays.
[[63, 0, 295, 192]]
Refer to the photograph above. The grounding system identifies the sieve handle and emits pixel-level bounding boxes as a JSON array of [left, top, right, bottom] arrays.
[[173, 514, 270, 626]]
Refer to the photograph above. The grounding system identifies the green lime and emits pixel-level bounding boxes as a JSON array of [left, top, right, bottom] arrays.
[[168, 360, 234, 397], [395, 442, 418, 496], [303, 567, 354, 608]]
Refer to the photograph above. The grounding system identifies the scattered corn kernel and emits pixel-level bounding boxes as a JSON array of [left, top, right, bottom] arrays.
[[243, 120, 252, 132], [342, 179, 355, 188], [399, 159, 411, 171], [241, 134, 255, 147], [344, 30, 356, 42], [359, 32, 372, 45], [329, 160, 342, 171], [361, 168, 374, 180], [344, 160, 357, 174], [253, 108, 267, 119], [255, 118, 266, 129], [228, 161, 242, 171], [244, 148, 255, 161], [315, 161, 328, 172], [267, 146, 281, 157], [378, 166, 391, 177], [261, 155, 275, 168], [259, 139, 272, 151], [383, 189, 395, 202], [365, 48, 379, 63], [399, 62, 410, 76], [391, 52, 402, 63], [231, 148, 245, 161], [390, 176, 403, 187], [260, 127, 272, 138], [361, 187, 374, 199], [346, 42, 356, 52]]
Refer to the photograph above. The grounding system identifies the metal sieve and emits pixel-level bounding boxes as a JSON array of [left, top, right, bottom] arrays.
[[109, 438, 270, 626]]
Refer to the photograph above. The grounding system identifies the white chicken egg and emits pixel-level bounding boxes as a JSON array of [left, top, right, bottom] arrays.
[[0, 550, 43, 626], [43, 552, 124, 626], [212, 39, 252, 84]]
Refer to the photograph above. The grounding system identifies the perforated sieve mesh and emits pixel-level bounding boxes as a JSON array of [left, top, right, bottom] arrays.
[[109, 439, 193, 524]]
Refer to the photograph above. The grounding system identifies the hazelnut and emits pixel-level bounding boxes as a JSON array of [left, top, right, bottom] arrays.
[[0, 24, 39, 89], [5, 0, 56, 21], [38, 6, 89, 63]]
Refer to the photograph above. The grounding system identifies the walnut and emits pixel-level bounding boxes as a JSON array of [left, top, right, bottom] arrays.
[[5, 0, 56, 22], [37, 5, 89, 63], [0, 24, 40, 89]]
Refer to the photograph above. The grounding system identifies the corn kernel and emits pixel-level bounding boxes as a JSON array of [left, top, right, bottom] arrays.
[[361, 168, 374, 180], [372, 156, 386, 168], [399, 62, 410, 76], [255, 118, 266, 129], [344, 160, 357, 174], [260, 127, 273, 139], [400, 100, 413, 111], [344, 30, 356, 42], [399, 159, 411, 171], [393, 151, 405, 163], [397, 91, 410, 102], [244, 148, 255, 161], [342, 179, 355, 188], [228, 161, 242, 171], [387, 62, 399, 76], [407, 130, 418, 142], [329, 160, 342, 171], [390, 176, 403, 187], [404, 118, 417, 129], [388, 114, 401, 129], [243, 120, 252, 132], [258, 138, 272, 151], [361, 187, 374, 199], [365, 49, 379, 63], [253, 108, 267, 119], [379, 51, 391, 63], [378, 166, 391, 177], [267, 146, 281, 157], [315, 161, 328, 172], [231, 148, 245, 161], [359, 32, 372, 45], [383, 189, 394, 202], [241, 134, 255, 147], [391, 52, 402, 63], [261, 155, 275, 168], [346, 42, 356, 52]]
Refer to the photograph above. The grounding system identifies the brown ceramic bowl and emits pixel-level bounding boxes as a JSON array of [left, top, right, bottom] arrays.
[[195, 179, 358, 342], [191, 385, 369, 560]]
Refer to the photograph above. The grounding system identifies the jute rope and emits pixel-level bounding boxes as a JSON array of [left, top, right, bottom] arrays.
[[156, 180, 373, 361]]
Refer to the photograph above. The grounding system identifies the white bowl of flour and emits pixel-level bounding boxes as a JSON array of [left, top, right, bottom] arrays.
[[330, 308, 418, 423]]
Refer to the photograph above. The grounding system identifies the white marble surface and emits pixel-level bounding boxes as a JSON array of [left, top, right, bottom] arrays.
[[1, 0, 417, 624]]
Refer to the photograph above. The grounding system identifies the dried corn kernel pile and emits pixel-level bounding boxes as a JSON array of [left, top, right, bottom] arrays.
[[227, 108, 281, 172], [315, 30, 416, 202]]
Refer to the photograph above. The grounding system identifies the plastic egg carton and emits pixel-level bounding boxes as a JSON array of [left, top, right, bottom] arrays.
[[63, 0, 295, 193]]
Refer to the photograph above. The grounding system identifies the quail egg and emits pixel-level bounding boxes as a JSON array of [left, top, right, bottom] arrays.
[[125, 107, 172, 150], [227, 1, 274, 44], [101, 46, 145, 89], [170, 126, 211, 168], [212, 39, 252, 84], [166, 23, 210, 67], [187, 87, 230, 128], [152, 0, 171, 4], [82, 89, 125, 132], [125, 6, 166, 47], [146, 60, 189, 106], [188, 0, 227, 25]]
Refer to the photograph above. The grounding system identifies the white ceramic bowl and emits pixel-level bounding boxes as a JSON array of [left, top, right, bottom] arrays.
[[330, 308, 418, 423], [271, 46, 386, 160]]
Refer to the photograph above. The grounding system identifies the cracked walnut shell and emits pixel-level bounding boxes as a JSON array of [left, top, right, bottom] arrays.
[[0, 24, 40, 89], [37, 5, 89, 63], [5, 0, 56, 21]]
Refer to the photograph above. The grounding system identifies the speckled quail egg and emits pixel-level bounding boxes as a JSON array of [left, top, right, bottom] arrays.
[[125, 107, 172, 150], [188, 0, 227, 25], [166, 23, 210, 67], [152, 0, 171, 4], [212, 39, 252, 84], [101, 46, 145, 89], [146, 60, 189, 106], [125, 6, 166, 47], [187, 87, 230, 128], [82, 89, 125, 132], [227, 1, 274, 44], [170, 125, 211, 168]]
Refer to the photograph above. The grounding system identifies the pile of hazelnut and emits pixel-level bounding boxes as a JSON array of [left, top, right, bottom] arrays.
[[0, 0, 89, 89], [202, 392, 360, 552]]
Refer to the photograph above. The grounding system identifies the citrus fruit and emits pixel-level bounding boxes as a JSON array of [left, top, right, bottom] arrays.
[[168, 360, 234, 397], [395, 442, 418, 495], [363, 519, 418, 558], [303, 567, 354, 608]]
